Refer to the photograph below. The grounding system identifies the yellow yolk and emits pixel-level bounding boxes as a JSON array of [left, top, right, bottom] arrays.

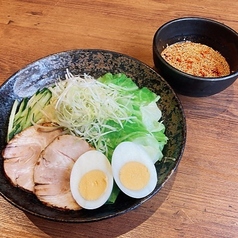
[[79, 170, 107, 201], [119, 161, 150, 190]]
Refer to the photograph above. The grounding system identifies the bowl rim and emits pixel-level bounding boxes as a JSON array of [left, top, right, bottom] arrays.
[[154, 16, 238, 36], [153, 16, 238, 82]]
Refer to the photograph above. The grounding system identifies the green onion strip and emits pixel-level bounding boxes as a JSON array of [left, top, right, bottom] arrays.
[[47, 73, 135, 153]]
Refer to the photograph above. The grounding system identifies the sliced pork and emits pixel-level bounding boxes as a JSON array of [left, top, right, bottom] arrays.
[[2, 124, 63, 192], [34, 134, 93, 210]]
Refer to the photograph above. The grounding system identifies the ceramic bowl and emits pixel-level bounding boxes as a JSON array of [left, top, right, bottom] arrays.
[[0, 49, 186, 222], [153, 17, 238, 97]]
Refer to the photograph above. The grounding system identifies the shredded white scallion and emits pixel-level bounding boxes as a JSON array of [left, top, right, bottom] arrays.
[[45, 72, 135, 153]]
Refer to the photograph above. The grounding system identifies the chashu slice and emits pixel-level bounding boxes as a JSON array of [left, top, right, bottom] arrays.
[[2, 124, 63, 192], [34, 134, 93, 210]]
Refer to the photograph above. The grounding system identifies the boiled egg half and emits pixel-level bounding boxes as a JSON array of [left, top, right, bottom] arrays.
[[111, 141, 157, 199], [70, 150, 113, 210]]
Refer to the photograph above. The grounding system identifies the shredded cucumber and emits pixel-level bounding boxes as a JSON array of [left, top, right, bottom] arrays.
[[7, 100, 19, 142], [7, 88, 52, 141]]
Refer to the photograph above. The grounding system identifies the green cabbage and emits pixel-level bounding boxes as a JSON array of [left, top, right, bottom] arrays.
[[98, 73, 168, 163]]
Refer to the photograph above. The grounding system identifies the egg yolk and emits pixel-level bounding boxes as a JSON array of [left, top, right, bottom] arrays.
[[119, 161, 150, 190], [79, 170, 107, 201]]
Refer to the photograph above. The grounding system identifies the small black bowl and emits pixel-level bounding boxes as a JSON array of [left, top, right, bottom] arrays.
[[153, 17, 238, 97]]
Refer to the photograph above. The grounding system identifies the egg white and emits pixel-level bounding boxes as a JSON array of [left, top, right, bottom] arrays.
[[111, 141, 157, 199], [70, 150, 113, 210]]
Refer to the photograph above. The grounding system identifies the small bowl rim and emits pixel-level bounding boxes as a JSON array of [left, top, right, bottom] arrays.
[[153, 16, 238, 82]]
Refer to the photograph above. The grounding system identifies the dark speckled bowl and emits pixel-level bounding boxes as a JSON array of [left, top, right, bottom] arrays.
[[0, 49, 186, 222]]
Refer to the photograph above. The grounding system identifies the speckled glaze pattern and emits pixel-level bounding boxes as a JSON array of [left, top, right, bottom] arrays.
[[0, 49, 186, 222]]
